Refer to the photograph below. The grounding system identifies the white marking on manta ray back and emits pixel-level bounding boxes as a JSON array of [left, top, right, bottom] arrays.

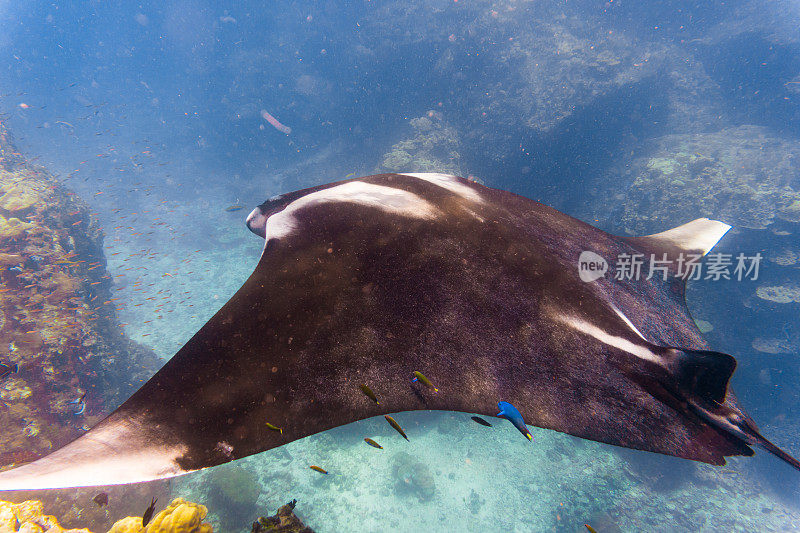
[[609, 304, 648, 342], [266, 181, 439, 241], [401, 173, 483, 203], [557, 314, 662, 365]]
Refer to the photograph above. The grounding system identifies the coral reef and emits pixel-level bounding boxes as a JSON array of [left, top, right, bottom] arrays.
[[390, 451, 436, 502], [107, 498, 213, 533], [0, 499, 93, 533], [605, 126, 800, 234], [375, 112, 464, 176], [769, 247, 799, 266], [755, 285, 800, 304], [251, 500, 313, 533], [0, 121, 160, 468], [752, 337, 794, 354]]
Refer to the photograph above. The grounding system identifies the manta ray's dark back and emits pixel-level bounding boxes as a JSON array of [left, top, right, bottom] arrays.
[[0, 172, 797, 490]]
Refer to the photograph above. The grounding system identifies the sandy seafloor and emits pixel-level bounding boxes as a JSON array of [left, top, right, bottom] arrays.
[[170, 414, 800, 533], [87, 185, 800, 533]]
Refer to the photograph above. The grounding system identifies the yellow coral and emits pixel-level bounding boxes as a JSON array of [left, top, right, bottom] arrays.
[[0, 215, 36, 240], [107, 516, 143, 533], [0, 252, 23, 266], [0, 180, 42, 211], [145, 498, 212, 533], [0, 500, 94, 533], [106, 499, 212, 533]]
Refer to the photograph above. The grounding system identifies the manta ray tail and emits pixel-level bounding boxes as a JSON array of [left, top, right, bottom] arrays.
[[756, 434, 800, 471], [665, 346, 800, 472]]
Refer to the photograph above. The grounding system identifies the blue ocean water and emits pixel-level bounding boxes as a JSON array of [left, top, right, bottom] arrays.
[[0, 1, 798, 531]]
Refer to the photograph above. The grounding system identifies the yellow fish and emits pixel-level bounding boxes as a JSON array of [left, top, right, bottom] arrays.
[[412, 371, 438, 392], [364, 438, 383, 449], [265, 422, 283, 435], [360, 383, 379, 404], [384, 415, 409, 441], [309, 465, 328, 474]]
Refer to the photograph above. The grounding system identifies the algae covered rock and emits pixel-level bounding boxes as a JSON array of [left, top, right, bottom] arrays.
[[0, 171, 46, 211]]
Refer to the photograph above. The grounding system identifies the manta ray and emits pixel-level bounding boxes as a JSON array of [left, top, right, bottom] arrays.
[[1, 172, 797, 490]]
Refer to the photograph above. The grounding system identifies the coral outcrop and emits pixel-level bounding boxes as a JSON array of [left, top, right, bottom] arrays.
[[607, 126, 800, 234], [251, 500, 313, 533], [0, 121, 160, 468], [375, 112, 464, 176]]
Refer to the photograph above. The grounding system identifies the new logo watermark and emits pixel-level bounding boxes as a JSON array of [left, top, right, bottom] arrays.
[[578, 251, 608, 282], [578, 251, 762, 282]]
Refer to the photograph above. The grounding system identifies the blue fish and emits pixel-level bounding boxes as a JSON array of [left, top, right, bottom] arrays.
[[497, 401, 533, 442], [68, 393, 86, 416]]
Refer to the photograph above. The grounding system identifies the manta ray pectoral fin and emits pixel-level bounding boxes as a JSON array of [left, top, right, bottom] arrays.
[[622, 218, 732, 270]]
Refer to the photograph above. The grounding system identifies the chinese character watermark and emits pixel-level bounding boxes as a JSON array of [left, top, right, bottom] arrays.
[[578, 251, 762, 282]]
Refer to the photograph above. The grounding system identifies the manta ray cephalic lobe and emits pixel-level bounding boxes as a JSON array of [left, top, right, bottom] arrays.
[[0, 172, 797, 490]]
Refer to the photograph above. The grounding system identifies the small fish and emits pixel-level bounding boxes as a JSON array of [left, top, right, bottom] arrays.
[[142, 497, 157, 527], [18, 103, 29, 109], [225, 205, 245, 212], [265, 422, 283, 435], [360, 383, 379, 404], [309, 465, 328, 474], [384, 415, 409, 440], [67, 392, 86, 405], [585, 526, 598, 533], [471, 416, 492, 427], [68, 392, 87, 416], [497, 401, 533, 442], [0, 363, 18, 380], [364, 437, 383, 449], [411, 371, 438, 392], [93, 492, 108, 507]]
